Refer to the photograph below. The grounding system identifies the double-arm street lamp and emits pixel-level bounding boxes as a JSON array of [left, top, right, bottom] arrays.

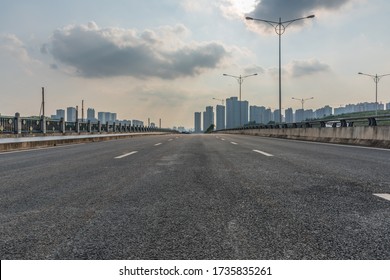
[[223, 73, 258, 126], [246, 15, 315, 123], [358, 72, 390, 115], [292, 97, 314, 110]]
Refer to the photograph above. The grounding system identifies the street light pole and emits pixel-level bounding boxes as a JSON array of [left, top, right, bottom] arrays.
[[292, 97, 314, 110], [212, 97, 225, 106], [223, 73, 258, 127], [246, 15, 314, 124], [358, 72, 390, 115]]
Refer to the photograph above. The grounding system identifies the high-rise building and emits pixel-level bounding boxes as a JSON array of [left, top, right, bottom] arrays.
[[226, 97, 239, 129], [133, 120, 144, 126], [216, 105, 225, 130], [98, 112, 105, 123], [66, 107, 77, 122], [250, 106, 262, 124], [203, 106, 214, 131], [87, 108, 95, 121], [295, 109, 304, 122], [315, 105, 333, 119], [273, 109, 283, 123], [225, 97, 249, 128], [285, 108, 294, 123], [263, 108, 272, 124], [56, 109, 65, 120], [240, 100, 249, 126], [194, 112, 202, 133], [386, 102, 390, 110], [111, 113, 117, 122]]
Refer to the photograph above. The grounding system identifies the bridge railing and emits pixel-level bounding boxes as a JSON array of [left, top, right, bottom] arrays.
[[219, 114, 390, 132], [0, 113, 177, 135]]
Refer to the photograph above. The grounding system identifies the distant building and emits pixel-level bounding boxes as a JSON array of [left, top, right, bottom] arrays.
[[240, 101, 249, 126], [226, 97, 239, 129], [203, 106, 214, 131], [285, 108, 294, 123], [194, 112, 202, 133], [66, 107, 77, 122], [295, 109, 304, 122], [132, 120, 144, 127], [315, 105, 333, 119], [304, 109, 314, 120], [273, 109, 283, 123], [225, 97, 248, 128], [250, 106, 261, 124], [97, 112, 118, 124], [334, 102, 384, 116], [87, 108, 96, 121], [386, 102, 390, 110], [263, 108, 272, 124], [56, 109, 65, 120], [216, 105, 225, 130]]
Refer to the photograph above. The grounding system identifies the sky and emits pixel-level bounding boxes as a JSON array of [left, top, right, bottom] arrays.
[[1, 0, 390, 128]]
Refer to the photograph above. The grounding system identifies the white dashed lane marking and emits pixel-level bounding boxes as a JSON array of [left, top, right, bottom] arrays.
[[154, 143, 162, 146], [253, 149, 274, 157], [115, 151, 138, 159], [373, 193, 390, 202], [231, 142, 238, 145]]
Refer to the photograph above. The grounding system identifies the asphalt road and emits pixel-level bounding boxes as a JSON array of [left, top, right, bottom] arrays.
[[1, 134, 389, 259]]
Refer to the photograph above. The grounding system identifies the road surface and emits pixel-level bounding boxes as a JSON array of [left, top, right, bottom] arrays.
[[1, 134, 389, 259]]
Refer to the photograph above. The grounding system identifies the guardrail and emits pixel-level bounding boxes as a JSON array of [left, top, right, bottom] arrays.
[[218, 114, 390, 132], [0, 113, 175, 135]]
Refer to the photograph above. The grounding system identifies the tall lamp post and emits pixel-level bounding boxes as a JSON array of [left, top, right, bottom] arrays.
[[223, 73, 258, 127], [358, 72, 390, 115], [292, 97, 314, 110], [246, 15, 315, 123]]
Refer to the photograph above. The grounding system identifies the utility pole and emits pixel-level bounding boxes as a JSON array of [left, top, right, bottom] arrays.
[[82, 100, 84, 122], [39, 87, 45, 117]]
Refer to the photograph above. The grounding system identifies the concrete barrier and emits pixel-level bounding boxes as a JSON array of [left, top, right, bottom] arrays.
[[218, 126, 390, 148], [0, 132, 171, 152]]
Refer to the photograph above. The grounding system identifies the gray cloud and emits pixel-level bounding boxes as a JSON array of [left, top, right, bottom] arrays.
[[244, 64, 265, 75], [46, 22, 229, 79], [248, 0, 351, 23], [288, 59, 330, 77]]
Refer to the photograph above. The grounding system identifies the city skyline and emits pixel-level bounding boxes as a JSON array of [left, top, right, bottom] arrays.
[[196, 99, 390, 131], [1, 0, 390, 128]]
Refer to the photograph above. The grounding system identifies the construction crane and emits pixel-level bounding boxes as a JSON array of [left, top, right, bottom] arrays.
[[212, 98, 224, 105]]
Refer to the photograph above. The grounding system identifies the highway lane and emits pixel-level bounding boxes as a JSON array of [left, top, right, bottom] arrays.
[[0, 134, 389, 259]]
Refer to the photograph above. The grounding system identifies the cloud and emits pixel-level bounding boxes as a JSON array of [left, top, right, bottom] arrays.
[[0, 34, 34, 63], [244, 64, 265, 75], [249, 0, 351, 19], [45, 22, 229, 79], [246, 0, 353, 33], [267, 59, 330, 78], [287, 59, 331, 77]]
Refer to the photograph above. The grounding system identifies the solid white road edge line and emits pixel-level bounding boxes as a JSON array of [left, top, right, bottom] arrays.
[[253, 149, 274, 157], [115, 151, 138, 159]]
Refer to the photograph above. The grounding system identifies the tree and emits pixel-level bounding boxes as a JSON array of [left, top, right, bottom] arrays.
[[204, 124, 215, 133]]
